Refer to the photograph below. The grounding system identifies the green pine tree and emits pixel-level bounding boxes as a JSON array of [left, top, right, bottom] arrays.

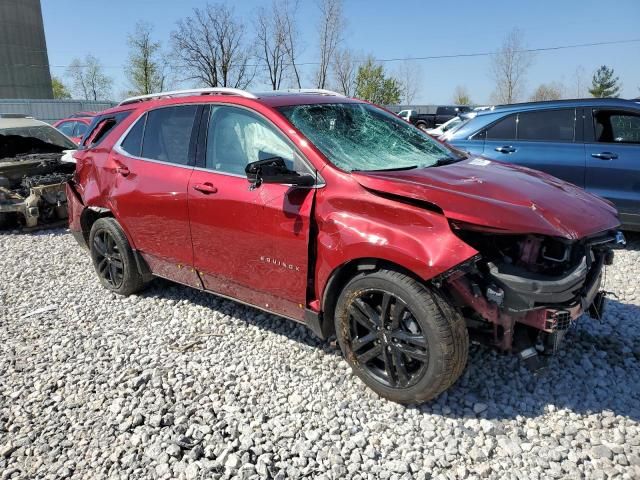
[[588, 65, 621, 98]]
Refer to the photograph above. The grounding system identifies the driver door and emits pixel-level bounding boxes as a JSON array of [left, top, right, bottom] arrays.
[[188, 105, 317, 321]]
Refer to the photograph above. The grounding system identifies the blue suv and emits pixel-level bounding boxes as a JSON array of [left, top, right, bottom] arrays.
[[442, 98, 640, 231]]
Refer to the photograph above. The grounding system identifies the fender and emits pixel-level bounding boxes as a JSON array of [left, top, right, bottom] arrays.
[[312, 188, 478, 308]]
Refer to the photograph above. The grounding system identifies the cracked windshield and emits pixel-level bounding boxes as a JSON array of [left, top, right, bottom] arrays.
[[279, 103, 457, 171]]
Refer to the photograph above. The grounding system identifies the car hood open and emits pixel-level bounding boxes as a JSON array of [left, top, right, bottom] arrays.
[[352, 158, 620, 239]]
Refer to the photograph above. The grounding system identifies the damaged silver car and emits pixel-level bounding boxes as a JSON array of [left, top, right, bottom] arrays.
[[0, 114, 76, 229]]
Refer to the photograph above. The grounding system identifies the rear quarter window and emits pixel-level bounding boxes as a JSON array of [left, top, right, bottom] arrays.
[[120, 114, 147, 157], [81, 111, 132, 148]]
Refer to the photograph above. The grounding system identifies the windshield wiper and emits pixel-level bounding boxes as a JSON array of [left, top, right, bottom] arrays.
[[433, 156, 464, 167], [353, 165, 418, 172]]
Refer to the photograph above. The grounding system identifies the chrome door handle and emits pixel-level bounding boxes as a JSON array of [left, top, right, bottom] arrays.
[[591, 152, 618, 160], [193, 182, 218, 194], [495, 146, 517, 154]]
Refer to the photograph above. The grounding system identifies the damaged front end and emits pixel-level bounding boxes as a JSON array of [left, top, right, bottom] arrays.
[[0, 118, 76, 229], [439, 223, 625, 364], [0, 154, 74, 229]]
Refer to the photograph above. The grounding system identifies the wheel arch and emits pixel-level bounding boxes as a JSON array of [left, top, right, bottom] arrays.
[[82, 208, 152, 281], [318, 257, 427, 339]]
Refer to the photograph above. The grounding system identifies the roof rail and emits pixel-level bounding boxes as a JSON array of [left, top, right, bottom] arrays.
[[118, 87, 257, 106], [284, 88, 345, 97]]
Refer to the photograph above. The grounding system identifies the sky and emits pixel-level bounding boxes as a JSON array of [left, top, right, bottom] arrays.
[[41, 0, 640, 104]]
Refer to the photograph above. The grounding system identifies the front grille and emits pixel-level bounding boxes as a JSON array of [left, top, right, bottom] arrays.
[[545, 310, 572, 331]]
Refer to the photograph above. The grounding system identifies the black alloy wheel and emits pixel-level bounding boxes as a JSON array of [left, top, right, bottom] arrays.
[[89, 217, 146, 295], [92, 229, 125, 289], [347, 289, 429, 388], [335, 269, 468, 404]]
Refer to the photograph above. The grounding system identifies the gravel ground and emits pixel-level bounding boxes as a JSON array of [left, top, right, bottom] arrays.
[[1, 229, 639, 480]]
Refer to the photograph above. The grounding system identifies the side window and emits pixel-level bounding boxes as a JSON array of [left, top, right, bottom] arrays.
[[57, 121, 76, 136], [594, 110, 640, 144], [74, 122, 88, 138], [205, 106, 308, 175], [518, 109, 575, 142], [141, 105, 198, 165], [485, 115, 517, 140], [120, 114, 147, 157]]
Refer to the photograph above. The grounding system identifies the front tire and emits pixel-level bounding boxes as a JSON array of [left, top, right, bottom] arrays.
[[334, 269, 468, 404], [89, 217, 146, 295]]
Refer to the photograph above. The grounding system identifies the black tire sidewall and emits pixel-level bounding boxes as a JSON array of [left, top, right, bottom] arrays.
[[89, 218, 143, 295], [335, 271, 454, 403]]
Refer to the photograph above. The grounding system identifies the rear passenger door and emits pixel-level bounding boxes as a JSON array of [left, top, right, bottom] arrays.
[[112, 105, 202, 287], [482, 108, 585, 187], [585, 108, 640, 225]]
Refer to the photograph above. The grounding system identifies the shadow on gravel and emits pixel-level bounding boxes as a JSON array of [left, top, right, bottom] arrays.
[[139, 278, 339, 354], [432, 298, 640, 422], [622, 231, 640, 251], [140, 276, 640, 422]]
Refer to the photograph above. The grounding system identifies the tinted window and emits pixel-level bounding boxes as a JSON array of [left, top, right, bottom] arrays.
[[518, 109, 575, 142], [485, 115, 516, 140], [74, 122, 88, 137], [141, 106, 198, 165], [437, 106, 456, 116], [594, 110, 640, 144], [57, 121, 76, 136], [121, 114, 146, 157], [206, 106, 303, 175]]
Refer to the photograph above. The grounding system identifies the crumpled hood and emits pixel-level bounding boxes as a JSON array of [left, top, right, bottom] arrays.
[[352, 157, 620, 239]]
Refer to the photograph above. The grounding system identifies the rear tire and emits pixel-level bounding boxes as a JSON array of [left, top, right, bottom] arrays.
[[89, 217, 146, 295], [416, 123, 429, 132], [334, 269, 468, 404]]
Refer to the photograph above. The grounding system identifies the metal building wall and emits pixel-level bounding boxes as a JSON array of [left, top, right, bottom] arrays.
[[0, 99, 116, 123], [0, 0, 53, 99]]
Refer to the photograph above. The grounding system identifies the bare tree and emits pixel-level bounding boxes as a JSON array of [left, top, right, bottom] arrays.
[[572, 65, 588, 98], [255, 1, 288, 90], [126, 22, 167, 96], [66, 54, 113, 100], [315, 0, 344, 89], [332, 48, 357, 96], [281, 0, 303, 88], [529, 82, 564, 101], [171, 3, 254, 89], [452, 85, 472, 105], [395, 60, 422, 104], [490, 29, 533, 104]]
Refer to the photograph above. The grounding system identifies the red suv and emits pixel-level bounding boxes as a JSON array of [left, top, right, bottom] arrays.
[[67, 88, 623, 404]]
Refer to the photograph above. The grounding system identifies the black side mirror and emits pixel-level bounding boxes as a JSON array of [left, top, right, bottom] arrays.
[[245, 157, 315, 188]]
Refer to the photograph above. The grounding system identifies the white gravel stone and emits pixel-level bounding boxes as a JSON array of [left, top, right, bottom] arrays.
[[0, 229, 638, 479]]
